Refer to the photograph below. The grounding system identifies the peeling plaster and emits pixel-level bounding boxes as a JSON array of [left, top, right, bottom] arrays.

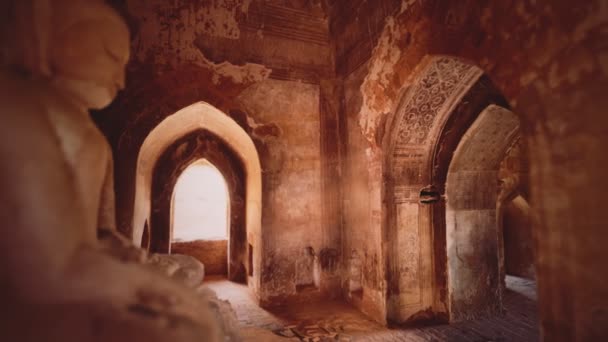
[[208, 58, 271, 85], [358, 17, 404, 144], [127, 0, 271, 84]]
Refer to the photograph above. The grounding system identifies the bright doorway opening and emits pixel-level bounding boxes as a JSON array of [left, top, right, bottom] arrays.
[[172, 159, 229, 242]]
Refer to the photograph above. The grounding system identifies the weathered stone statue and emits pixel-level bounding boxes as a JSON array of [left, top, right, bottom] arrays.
[[0, 0, 236, 340]]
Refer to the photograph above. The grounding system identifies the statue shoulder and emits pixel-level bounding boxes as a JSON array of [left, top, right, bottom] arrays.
[[0, 71, 60, 151]]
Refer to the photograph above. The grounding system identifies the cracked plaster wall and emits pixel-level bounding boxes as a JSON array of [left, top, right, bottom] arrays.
[[236, 80, 326, 303]]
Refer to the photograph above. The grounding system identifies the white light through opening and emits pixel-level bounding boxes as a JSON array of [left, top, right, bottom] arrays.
[[172, 159, 229, 242]]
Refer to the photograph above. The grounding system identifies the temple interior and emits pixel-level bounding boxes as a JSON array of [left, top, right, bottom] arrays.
[[1, 0, 607, 341]]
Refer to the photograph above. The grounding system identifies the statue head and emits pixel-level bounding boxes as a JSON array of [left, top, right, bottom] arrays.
[[1, 0, 130, 110], [50, 0, 130, 110]]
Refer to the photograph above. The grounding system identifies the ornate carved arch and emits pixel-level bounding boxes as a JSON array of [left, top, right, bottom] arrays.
[[382, 55, 509, 324]]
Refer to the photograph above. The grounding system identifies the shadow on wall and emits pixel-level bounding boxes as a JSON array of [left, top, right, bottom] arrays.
[[503, 195, 535, 279]]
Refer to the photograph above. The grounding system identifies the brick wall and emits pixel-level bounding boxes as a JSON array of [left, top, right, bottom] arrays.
[[172, 239, 228, 276]]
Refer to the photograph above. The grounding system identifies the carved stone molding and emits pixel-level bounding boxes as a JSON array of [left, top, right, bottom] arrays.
[[385, 56, 483, 203]]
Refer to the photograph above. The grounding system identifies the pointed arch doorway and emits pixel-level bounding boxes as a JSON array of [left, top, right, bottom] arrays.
[[133, 102, 262, 292]]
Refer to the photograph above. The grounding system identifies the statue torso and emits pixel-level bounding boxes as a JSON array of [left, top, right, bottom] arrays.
[[42, 84, 111, 241]]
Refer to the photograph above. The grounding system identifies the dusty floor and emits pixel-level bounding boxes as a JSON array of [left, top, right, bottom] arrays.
[[205, 275, 539, 341]]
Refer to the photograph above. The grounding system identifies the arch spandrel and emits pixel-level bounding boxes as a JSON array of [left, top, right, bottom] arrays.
[[384, 56, 484, 203]]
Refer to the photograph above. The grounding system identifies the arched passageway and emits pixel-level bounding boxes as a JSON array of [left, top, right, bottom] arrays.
[[134, 102, 262, 291], [150, 128, 247, 281], [382, 55, 510, 324], [445, 104, 520, 320], [381, 54, 540, 325]]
